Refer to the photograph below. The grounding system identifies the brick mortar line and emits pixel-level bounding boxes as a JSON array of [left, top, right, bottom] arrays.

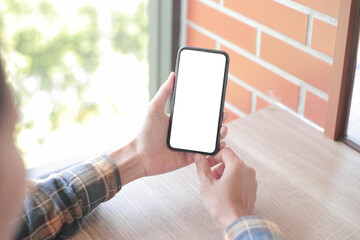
[[216, 41, 220, 50], [224, 102, 246, 117], [198, 0, 337, 26], [272, 0, 338, 26], [264, 28, 333, 65], [312, 15, 338, 26], [297, 86, 307, 115], [195, 0, 333, 64], [228, 74, 324, 131], [187, 21, 329, 99], [255, 29, 262, 57], [229, 73, 284, 107], [224, 37, 330, 101], [219, 0, 224, 7], [306, 15, 314, 47], [304, 86, 329, 101], [251, 92, 257, 113], [276, 102, 324, 131]]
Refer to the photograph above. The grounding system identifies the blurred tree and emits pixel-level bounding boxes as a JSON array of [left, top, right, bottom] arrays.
[[1, 0, 101, 147], [0, 0, 149, 160], [111, 2, 148, 61], [12, 6, 101, 130]]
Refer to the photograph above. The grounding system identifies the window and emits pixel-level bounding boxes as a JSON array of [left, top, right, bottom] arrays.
[[346, 46, 360, 148], [1, 0, 153, 177], [325, 0, 360, 152]]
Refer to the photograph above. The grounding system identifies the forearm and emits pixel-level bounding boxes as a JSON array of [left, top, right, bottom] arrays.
[[13, 154, 122, 240], [109, 139, 144, 186]]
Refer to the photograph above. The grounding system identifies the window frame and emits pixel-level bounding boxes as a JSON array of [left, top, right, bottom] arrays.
[[148, 0, 181, 104], [325, 0, 360, 152], [343, 16, 360, 153], [27, 0, 182, 178]]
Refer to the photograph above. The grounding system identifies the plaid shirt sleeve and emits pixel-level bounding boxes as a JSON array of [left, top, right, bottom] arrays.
[[224, 216, 285, 240], [13, 154, 121, 240]]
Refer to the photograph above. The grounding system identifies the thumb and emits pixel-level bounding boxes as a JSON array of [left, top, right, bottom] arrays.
[[150, 72, 175, 111], [195, 154, 215, 184]]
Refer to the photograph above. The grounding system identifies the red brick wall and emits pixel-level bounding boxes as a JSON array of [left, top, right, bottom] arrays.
[[186, 0, 339, 128]]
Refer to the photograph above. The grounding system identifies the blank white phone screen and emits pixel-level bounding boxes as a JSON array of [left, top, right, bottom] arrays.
[[169, 49, 227, 153]]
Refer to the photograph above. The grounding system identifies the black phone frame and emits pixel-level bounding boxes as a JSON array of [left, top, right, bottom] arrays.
[[167, 46, 230, 156]]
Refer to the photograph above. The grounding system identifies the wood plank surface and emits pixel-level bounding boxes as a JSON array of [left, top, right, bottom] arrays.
[[71, 107, 360, 240]]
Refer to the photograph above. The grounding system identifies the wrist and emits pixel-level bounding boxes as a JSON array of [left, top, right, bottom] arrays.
[[109, 139, 145, 186], [218, 209, 247, 231]]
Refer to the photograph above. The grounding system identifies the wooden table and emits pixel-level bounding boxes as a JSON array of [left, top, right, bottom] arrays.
[[71, 108, 360, 240]]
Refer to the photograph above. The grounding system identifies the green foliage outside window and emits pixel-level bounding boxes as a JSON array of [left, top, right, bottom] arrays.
[[0, 0, 148, 161]]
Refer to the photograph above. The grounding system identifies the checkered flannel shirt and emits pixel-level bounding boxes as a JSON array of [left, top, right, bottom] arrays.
[[12, 155, 284, 239]]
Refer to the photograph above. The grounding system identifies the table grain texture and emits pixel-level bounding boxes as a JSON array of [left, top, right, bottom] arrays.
[[71, 107, 360, 240]]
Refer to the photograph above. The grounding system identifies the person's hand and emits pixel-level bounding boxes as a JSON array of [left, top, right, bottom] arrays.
[[195, 147, 257, 231], [109, 72, 228, 185], [134, 72, 228, 177]]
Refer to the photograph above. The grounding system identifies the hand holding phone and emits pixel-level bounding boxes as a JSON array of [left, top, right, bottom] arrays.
[[167, 47, 229, 155]]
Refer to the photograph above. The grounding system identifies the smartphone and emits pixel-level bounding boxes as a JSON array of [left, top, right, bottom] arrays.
[[167, 46, 229, 155]]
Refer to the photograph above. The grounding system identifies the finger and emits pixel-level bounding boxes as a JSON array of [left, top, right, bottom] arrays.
[[221, 148, 245, 175], [220, 125, 228, 140], [207, 147, 242, 167], [212, 162, 225, 180], [207, 155, 223, 167], [204, 148, 224, 164], [219, 141, 226, 150], [150, 72, 175, 111], [206, 142, 226, 167], [195, 154, 215, 184], [248, 176, 258, 212], [221, 147, 242, 165], [222, 111, 229, 122]]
